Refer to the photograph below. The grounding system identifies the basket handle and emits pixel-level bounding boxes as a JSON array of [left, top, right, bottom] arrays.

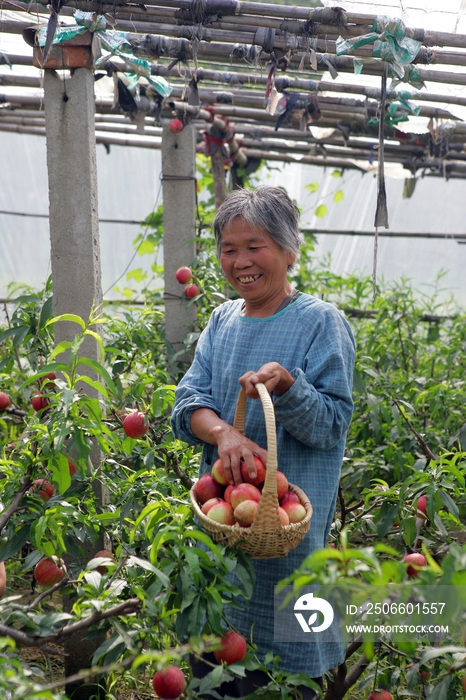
[[233, 383, 278, 499]]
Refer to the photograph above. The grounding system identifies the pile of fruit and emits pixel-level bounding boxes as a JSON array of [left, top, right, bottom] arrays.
[[194, 456, 307, 528]]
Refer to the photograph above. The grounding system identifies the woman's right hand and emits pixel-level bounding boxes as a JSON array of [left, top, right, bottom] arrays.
[[213, 423, 268, 486], [190, 408, 268, 485]]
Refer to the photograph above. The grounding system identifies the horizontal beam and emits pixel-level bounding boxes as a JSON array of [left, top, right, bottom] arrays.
[[302, 228, 466, 241]]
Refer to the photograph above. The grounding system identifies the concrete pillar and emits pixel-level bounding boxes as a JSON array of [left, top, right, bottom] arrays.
[[44, 68, 102, 330], [44, 67, 106, 700], [162, 124, 197, 359]]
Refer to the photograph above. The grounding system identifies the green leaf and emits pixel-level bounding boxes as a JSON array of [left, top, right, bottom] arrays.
[[0, 524, 30, 561], [305, 182, 319, 193], [39, 296, 54, 328], [421, 676, 450, 699], [51, 453, 71, 495], [184, 547, 201, 586], [333, 189, 344, 203], [402, 515, 417, 546], [76, 375, 109, 399], [50, 340, 73, 362], [45, 313, 86, 330], [438, 489, 459, 519], [76, 357, 117, 397], [83, 329, 105, 363], [315, 204, 328, 219], [126, 555, 170, 587], [184, 529, 224, 563]]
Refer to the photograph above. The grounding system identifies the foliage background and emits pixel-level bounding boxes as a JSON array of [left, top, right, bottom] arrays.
[[0, 165, 466, 699]]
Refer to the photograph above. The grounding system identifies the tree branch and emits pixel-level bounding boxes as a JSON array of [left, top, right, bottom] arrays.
[[160, 448, 193, 489], [392, 397, 436, 462], [0, 475, 33, 531], [343, 652, 370, 692], [338, 482, 346, 531], [0, 598, 142, 652], [3, 301, 23, 372]]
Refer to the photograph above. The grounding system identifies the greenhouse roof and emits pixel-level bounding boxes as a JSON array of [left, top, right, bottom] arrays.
[[2, 0, 466, 183]]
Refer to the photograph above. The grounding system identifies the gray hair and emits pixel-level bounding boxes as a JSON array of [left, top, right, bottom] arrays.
[[213, 186, 304, 272]]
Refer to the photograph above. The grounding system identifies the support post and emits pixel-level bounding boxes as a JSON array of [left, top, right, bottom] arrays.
[[162, 123, 197, 361], [44, 66, 107, 700]]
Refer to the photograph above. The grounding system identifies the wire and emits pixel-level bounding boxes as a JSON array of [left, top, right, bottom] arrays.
[[0, 209, 144, 225], [102, 178, 163, 297]]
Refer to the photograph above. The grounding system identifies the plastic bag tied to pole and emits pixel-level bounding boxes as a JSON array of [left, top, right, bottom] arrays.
[[37, 10, 172, 98], [336, 15, 422, 86]]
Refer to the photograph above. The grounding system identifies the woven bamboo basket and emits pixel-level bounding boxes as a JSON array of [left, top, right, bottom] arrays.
[[190, 382, 313, 559]]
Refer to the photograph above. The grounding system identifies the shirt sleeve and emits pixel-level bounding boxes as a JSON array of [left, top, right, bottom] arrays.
[[272, 305, 356, 450], [170, 312, 221, 445]]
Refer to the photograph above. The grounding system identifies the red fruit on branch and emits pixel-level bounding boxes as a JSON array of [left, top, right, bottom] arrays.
[[38, 371, 57, 387], [32, 392, 49, 412], [404, 552, 427, 578], [92, 550, 115, 574], [368, 692, 393, 700], [184, 284, 200, 299], [123, 411, 149, 439], [418, 669, 431, 682], [68, 460, 77, 476], [31, 479, 54, 501], [0, 392, 10, 410], [152, 666, 185, 699], [416, 495, 428, 519], [34, 556, 67, 587], [175, 267, 192, 284], [213, 630, 247, 665], [168, 118, 184, 133]]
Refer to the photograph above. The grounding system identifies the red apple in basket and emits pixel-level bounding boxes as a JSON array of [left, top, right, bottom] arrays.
[[211, 458, 229, 486], [234, 500, 258, 527], [240, 456, 266, 485], [224, 484, 235, 504], [201, 497, 224, 515], [282, 502, 306, 524], [279, 491, 300, 507], [230, 483, 262, 510], [234, 499, 259, 527], [276, 471, 289, 499], [195, 474, 224, 504], [207, 501, 235, 525], [278, 506, 290, 526]]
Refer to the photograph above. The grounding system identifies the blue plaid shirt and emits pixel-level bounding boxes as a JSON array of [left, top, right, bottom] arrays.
[[171, 293, 356, 676]]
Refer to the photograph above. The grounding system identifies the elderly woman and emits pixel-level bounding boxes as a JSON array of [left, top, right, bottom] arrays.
[[171, 186, 355, 697]]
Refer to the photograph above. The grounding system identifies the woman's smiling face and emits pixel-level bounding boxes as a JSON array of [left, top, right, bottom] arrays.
[[219, 216, 295, 316]]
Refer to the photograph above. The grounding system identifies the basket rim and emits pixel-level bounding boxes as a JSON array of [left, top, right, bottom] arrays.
[[190, 480, 313, 534]]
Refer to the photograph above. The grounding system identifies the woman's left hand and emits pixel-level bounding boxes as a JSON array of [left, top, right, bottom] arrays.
[[239, 362, 295, 399]]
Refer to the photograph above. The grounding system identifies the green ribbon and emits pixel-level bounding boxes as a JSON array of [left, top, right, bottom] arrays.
[[335, 14, 422, 87], [38, 11, 172, 98]]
